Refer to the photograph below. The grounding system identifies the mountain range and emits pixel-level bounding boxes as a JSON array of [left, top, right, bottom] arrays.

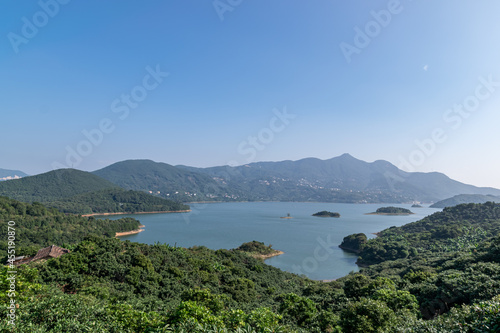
[[94, 154, 500, 203], [2, 154, 500, 205], [178, 153, 500, 203]]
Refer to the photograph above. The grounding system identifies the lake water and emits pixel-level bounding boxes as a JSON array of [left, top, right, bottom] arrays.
[[105, 202, 440, 280]]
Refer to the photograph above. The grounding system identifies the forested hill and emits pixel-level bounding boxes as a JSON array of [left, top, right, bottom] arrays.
[[49, 188, 190, 215], [93, 159, 231, 202], [0, 169, 118, 202], [2, 201, 500, 331], [0, 169, 189, 215]]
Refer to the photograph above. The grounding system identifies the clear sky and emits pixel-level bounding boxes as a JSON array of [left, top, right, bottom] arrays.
[[1, 0, 500, 188]]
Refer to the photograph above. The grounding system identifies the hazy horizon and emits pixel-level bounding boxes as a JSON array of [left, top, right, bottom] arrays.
[[2, 1, 500, 188]]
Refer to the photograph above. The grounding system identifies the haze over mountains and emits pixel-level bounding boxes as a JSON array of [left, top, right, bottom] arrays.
[[93, 154, 500, 203], [2, 154, 499, 204], [0, 168, 28, 181], [430, 194, 500, 208]]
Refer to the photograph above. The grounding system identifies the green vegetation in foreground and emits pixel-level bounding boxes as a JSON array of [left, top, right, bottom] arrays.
[[312, 211, 340, 218], [369, 206, 414, 215], [1, 201, 500, 332], [0, 196, 141, 261]]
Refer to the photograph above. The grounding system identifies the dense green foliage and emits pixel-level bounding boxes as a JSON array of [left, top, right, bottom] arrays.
[[0, 169, 189, 215], [358, 234, 500, 319], [49, 189, 190, 214], [0, 196, 141, 260], [358, 202, 500, 265], [236, 241, 278, 257], [400, 295, 500, 332], [2, 201, 500, 332], [339, 233, 367, 253], [0, 169, 118, 203], [312, 211, 340, 218], [372, 206, 413, 214]]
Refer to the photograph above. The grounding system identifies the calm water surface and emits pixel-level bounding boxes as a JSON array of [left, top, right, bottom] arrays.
[[105, 202, 440, 280]]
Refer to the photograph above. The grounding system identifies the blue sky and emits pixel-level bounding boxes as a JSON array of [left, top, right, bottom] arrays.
[[1, 0, 500, 188]]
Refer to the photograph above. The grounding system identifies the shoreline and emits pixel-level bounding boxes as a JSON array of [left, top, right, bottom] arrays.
[[186, 200, 429, 205], [252, 250, 285, 260], [115, 225, 145, 237], [338, 245, 361, 254], [82, 210, 191, 217]]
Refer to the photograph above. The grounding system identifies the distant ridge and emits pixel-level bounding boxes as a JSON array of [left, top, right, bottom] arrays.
[[430, 194, 500, 208], [93, 159, 231, 202], [92, 154, 500, 203], [180, 154, 500, 203], [0, 168, 28, 181]]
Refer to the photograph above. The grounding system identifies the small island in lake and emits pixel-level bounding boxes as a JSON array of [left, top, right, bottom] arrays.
[[280, 213, 293, 219], [366, 206, 414, 215], [235, 241, 284, 260], [312, 211, 340, 218], [411, 204, 423, 208]]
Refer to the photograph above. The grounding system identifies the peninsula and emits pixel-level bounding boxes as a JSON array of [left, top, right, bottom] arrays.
[[235, 241, 284, 260], [115, 225, 145, 237]]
